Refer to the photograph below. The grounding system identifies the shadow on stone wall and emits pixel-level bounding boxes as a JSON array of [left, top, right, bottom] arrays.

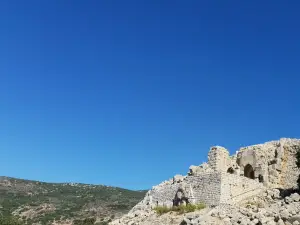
[[278, 188, 300, 198]]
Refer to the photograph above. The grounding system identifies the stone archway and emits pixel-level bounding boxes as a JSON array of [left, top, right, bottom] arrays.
[[227, 167, 234, 174], [173, 188, 189, 206], [244, 164, 255, 179]]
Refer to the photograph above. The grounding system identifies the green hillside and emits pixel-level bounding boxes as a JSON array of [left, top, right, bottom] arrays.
[[0, 176, 146, 225]]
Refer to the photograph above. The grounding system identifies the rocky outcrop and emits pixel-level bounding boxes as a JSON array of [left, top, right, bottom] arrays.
[[192, 191, 300, 225], [111, 190, 300, 225]]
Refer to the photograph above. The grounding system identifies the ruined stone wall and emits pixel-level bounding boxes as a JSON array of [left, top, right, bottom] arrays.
[[237, 141, 279, 186], [185, 172, 222, 206], [147, 139, 300, 210], [148, 172, 222, 207], [131, 172, 266, 213], [149, 181, 180, 207], [237, 138, 300, 189], [111, 138, 300, 225], [220, 173, 265, 204], [280, 138, 300, 189]]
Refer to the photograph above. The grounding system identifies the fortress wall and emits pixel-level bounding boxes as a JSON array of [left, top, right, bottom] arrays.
[[185, 172, 222, 206], [237, 138, 300, 189], [139, 139, 300, 211], [149, 172, 269, 207], [220, 173, 264, 204], [280, 139, 300, 189], [149, 182, 180, 207], [149, 172, 222, 207]]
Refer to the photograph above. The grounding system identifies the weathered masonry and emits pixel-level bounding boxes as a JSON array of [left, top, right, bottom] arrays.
[[139, 138, 300, 208]]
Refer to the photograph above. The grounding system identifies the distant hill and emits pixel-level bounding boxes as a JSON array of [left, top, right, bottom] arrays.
[[0, 176, 146, 225]]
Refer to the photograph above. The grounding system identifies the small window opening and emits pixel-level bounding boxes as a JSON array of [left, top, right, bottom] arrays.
[[258, 174, 264, 183]]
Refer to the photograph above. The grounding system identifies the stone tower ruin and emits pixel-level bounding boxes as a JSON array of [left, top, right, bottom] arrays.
[[208, 146, 230, 172]]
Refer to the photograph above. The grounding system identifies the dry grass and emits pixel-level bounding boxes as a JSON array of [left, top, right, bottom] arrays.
[[154, 203, 206, 215]]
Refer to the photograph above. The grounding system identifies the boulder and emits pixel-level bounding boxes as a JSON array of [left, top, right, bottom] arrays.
[[291, 193, 300, 202], [288, 216, 300, 224]]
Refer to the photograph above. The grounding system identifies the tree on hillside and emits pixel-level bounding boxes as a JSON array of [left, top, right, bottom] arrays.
[[73, 217, 96, 225], [0, 216, 23, 225]]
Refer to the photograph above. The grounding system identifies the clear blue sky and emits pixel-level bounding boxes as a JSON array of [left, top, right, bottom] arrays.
[[0, 0, 299, 190]]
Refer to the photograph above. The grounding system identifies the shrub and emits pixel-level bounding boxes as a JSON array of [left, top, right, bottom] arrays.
[[154, 203, 206, 215], [0, 216, 24, 225], [176, 203, 206, 214], [153, 206, 171, 215], [245, 200, 264, 208], [73, 217, 96, 225], [195, 203, 206, 210], [176, 204, 195, 214]]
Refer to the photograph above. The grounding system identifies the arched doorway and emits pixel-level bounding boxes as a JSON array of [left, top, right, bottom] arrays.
[[227, 167, 234, 174], [244, 164, 255, 179], [173, 189, 189, 206]]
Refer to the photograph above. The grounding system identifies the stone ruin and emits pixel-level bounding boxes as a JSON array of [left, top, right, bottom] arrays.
[[135, 138, 300, 209], [110, 138, 300, 225]]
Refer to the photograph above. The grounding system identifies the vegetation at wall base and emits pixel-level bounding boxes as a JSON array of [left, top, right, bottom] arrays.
[[153, 203, 206, 215]]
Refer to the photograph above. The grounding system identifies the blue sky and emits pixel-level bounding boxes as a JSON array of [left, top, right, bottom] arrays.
[[0, 0, 299, 190]]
